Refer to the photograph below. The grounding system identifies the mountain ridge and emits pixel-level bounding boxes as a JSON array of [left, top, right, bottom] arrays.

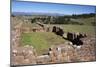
[[12, 12, 65, 16]]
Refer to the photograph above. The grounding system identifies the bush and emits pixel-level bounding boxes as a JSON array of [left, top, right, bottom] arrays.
[[31, 19, 36, 23]]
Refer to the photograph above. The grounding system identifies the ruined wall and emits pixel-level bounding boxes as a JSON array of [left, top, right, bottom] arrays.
[[11, 17, 95, 66], [11, 18, 37, 65]]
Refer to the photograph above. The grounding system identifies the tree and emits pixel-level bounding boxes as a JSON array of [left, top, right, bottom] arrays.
[[31, 18, 36, 23]]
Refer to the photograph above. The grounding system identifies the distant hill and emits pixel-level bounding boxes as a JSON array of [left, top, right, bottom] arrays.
[[70, 17, 96, 25], [12, 12, 65, 16]]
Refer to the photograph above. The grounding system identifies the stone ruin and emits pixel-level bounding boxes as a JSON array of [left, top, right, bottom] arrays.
[[66, 32, 87, 46], [11, 20, 37, 66], [31, 22, 87, 46], [11, 18, 95, 66], [32, 22, 51, 32], [35, 37, 96, 64], [52, 26, 87, 46], [21, 27, 32, 33], [47, 44, 76, 63], [52, 26, 64, 36], [11, 45, 37, 65], [11, 43, 75, 65], [11, 22, 82, 65], [11, 39, 96, 66]]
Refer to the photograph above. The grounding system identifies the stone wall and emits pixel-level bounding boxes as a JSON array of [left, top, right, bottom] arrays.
[[11, 18, 95, 66]]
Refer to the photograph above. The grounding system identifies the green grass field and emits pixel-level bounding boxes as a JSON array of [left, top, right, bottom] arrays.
[[21, 32, 66, 55], [70, 17, 95, 25], [50, 24, 96, 35], [61, 25, 95, 35]]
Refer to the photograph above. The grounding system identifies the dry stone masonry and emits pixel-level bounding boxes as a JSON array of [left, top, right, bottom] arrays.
[[11, 17, 95, 66]]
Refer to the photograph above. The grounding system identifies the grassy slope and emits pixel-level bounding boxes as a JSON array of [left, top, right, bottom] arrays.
[[70, 17, 96, 25], [62, 25, 96, 35], [50, 24, 96, 35]]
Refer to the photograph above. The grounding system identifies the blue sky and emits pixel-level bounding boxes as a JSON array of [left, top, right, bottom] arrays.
[[12, 1, 96, 15]]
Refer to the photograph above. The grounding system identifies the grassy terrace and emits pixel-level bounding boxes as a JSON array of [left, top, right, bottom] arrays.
[[21, 32, 66, 55]]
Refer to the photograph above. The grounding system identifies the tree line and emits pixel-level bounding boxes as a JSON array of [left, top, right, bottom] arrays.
[[12, 13, 95, 25]]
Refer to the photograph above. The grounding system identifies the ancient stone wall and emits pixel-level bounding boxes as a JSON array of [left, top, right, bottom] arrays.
[[11, 18, 95, 66]]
